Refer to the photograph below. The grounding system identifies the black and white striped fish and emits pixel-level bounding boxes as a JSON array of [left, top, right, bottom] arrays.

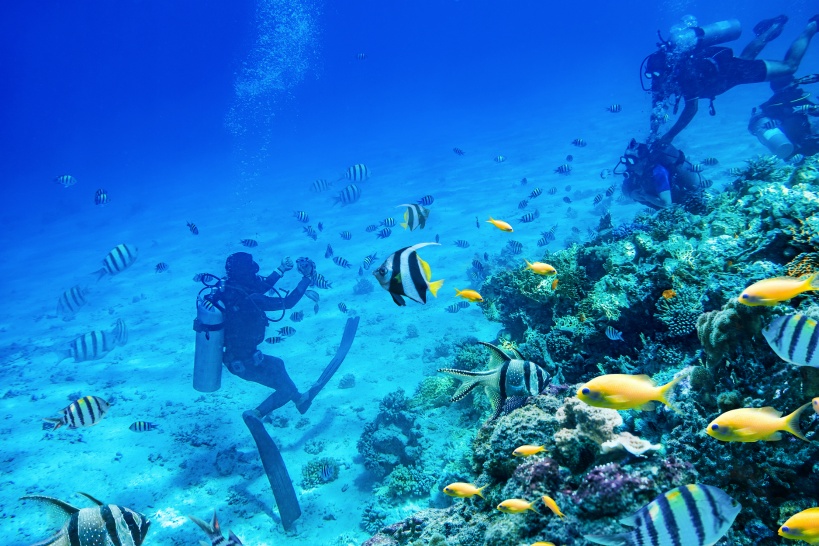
[[700, 179, 713, 189], [607, 104, 622, 113], [304, 226, 318, 241], [94, 188, 110, 206], [519, 210, 539, 223], [518, 199, 529, 209], [457, 301, 470, 309], [189, 511, 243, 546], [793, 104, 819, 114], [344, 164, 370, 181], [333, 256, 352, 268], [311, 273, 333, 289], [365, 224, 378, 233], [155, 262, 169, 273], [763, 314, 819, 368], [555, 164, 572, 175], [338, 302, 348, 313], [605, 326, 624, 341], [439, 341, 548, 421], [398, 203, 430, 231], [312, 178, 332, 192], [585, 484, 740, 546], [320, 463, 336, 483], [688, 163, 704, 173], [278, 326, 296, 336], [57, 285, 89, 317], [702, 157, 719, 166], [362, 253, 378, 270], [494, 155, 506, 163], [55, 174, 78, 188], [572, 138, 587, 147], [529, 187, 542, 199], [240, 239, 258, 248], [294, 210, 310, 223], [187, 221, 199, 235], [605, 184, 616, 197], [265, 336, 284, 344], [62, 319, 128, 362], [20, 493, 150, 546], [417, 195, 435, 206], [129, 421, 159, 432], [333, 184, 361, 206], [44, 395, 111, 430], [537, 237, 550, 247], [317, 222, 324, 232], [379, 217, 396, 228], [593, 194, 604, 206], [373, 242, 444, 306], [454, 239, 470, 248], [453, 147, 465, 156], [325, 244, 334, 259], [290, 311, 304, 322], [93, 243, 138, 280], [445, 303, 461, 313], [340, 231, 352, 240], [507, 241, 523, 255], [376, 228, 392, 239]]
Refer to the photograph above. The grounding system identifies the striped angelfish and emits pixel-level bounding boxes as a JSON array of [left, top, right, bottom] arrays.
[[344, 164, 370, 181], [763, 314, 819, 368], [398, 203, 430, 231], [94, 243, 138, 280], [585, 484, 740, 546], [57, 285, 89, 317], [20, 493, 150, 546], [333, 184, 361, 206], [189, 512, 243, 546], [372, 242, 444, 306], [439, 342, 548, 421], [64, 318, 128, 362], [605, 326, 624, 341], [44, 395, 111, 430]]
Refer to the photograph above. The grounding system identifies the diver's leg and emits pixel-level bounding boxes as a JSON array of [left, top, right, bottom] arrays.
[[764, 18, 819, 78], [740, 15, 788, 60], [254, 355, 300, 416]]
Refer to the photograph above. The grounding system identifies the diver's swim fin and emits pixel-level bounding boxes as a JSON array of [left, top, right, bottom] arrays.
[[753, 14, 788, 41], [242, 410, 301, 531], [295, 316, 360, 415]]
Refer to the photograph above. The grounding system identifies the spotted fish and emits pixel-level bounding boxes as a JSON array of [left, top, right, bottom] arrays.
[[20, 492, 150, 546], [189, 511, 243, 546], [439, 342, 548, 421]]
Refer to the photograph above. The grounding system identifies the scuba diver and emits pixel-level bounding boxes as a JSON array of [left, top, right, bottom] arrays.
[[644, 14, 819, 146], [615, 138, 701, 210], [749, 74, 819, 159], [193, 251, 359, 530]]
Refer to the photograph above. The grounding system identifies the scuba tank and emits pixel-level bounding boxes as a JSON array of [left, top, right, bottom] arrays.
[[669, 19, 741, 51], [749, 112, 795, 159], [193, 286, 224, 393]]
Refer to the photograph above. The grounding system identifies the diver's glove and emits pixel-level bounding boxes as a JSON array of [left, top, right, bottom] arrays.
[[277, 257, 294, 276], [296, 257, 315, 278]]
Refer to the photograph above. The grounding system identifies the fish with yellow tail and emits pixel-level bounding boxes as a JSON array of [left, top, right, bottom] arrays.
[[577, 371, 685, 411], [525, 260, 557, 276], [779, 507, 819, 544], [814, 397, 819, 415], [706, 403, 810, 442], [738, 273, 819, 306], [542, 495, 564, 518], [531, 543, 556, 546], [487, 217, 514, 232], [512, 444, 545, 457], [442, 482, 487, 499], [373, 242, 444, 306], [454, 288, 483, 302], [497, 498, 538, 514]]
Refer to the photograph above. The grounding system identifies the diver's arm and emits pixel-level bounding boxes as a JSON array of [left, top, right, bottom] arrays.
[[656, 190, 673, 207], [659, 97, 698, 145], [251, 276, 311, 311]]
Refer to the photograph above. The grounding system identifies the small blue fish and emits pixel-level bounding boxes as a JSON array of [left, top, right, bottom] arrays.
[[605, 326, 624, 341], [278, 326, 296, 336], [340, 230, 352, 240], [417, 195, 435, 206], [129, 421, 159, 432], [338, 302, 348, 313], [455, 240, 470, 249], [529, 188, 542, 199], [446, 303, 461, 313], [294, 211, 310, 223], [376, 228, 392, 239], [290, 311, 304, 322], [333, 256, 351, 269]]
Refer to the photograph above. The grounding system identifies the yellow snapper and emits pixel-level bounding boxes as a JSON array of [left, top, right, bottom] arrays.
[[525, 260, 557, 276], [779, 507, 819, 543], [487, 217, 514, 232], [442, 482, 487, 499], [454, 288, 483, 302], [738, 273, 819, 306], [497, 499, 537, 514], [814, 397, 819, 416], [542, 495, 564, 518], [706, 403, 810, 442], [532, 543, 556, 546], [577, 373, 684, 411], [512, 444, 546, 457]]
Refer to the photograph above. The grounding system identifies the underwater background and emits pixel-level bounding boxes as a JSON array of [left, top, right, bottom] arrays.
[[3, 0, 819, 545]]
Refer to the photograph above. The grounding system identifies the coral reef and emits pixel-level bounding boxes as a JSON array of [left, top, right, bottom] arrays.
[[301, 456, 340, 489]]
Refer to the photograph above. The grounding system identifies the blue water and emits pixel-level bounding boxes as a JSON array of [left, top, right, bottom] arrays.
[[2, 0, 818, 543]]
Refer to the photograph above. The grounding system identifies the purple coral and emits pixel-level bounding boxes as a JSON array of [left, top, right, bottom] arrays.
[[572, 462, 654, 516]]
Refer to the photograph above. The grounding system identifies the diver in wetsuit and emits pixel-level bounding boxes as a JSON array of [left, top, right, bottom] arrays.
[[645, 15, 819, 146], [617, 139, 701, 210], [208, 252, 319, 413], [749, 74, 819, 159]]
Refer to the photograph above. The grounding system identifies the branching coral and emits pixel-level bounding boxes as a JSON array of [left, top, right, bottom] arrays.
[[655, 284, 703, 337]]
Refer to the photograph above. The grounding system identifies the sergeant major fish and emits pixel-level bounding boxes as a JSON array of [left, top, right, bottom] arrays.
[[60, 318, 128, 363], [93, 243, 138, 280], [44, 395, 111, 430], [57, 285, 90, 318], [373, 242, 444, 306]]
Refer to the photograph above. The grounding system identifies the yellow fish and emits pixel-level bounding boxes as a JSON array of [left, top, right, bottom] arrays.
[[738, 273, 819, 306], [531, 543, 556, 546], [577, 373, 684, 411], [487, 217, 513, 232], [779, 507, 819, 543], [512, 444, 545, 457], [442, 482, 487, 499], [542, 495, 564, 518], [814, 397, 819, 416], [497, 498, 537, 514], [525, 260, 557, 276], [454, 288, 483, 302], [706, 403, 810, 442]]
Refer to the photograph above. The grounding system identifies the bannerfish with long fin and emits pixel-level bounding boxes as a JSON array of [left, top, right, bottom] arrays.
[[20, 492, 151, 546], [373, 242, 444, 306], [439, 342, 548, 421], [397, 203, 430, 231]]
